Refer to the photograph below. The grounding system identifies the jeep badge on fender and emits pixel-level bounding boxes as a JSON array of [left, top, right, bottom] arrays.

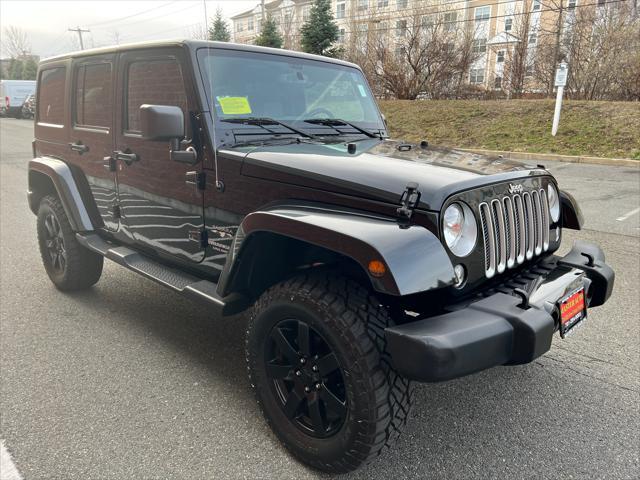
[[28, 40, 615, 474]]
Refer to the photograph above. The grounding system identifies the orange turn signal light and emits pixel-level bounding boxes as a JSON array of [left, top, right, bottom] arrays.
[[368, 260, 386, 277]]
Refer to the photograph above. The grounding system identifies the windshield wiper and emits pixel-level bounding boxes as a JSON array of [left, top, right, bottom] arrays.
[[303, 118, 379, 139], [221, 117, 314, 139]]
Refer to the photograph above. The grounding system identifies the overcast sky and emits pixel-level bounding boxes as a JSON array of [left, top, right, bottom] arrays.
[[0, 1, 258, 58]]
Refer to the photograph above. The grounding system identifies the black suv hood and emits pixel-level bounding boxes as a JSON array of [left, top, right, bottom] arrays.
[[239, 139, 547, 210]]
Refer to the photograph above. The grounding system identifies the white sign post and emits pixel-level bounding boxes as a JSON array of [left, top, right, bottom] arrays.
[[552, 61, 568, 137]]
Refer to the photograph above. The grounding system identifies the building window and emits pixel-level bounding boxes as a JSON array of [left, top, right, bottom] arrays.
[[568, 0, 578, 9], [395, 45, 404, 58], [377, 0, 389, 7], [525, 64, 534, 76], [236, 21, 244, 32], [470, 67, 485, 84], [475, 6, 490, 23], [336, 2, 346, 19], [398, 0, 408, 8], [37, 67, 66, 126], [494, 76, 502, 89], [532, 0, 541, 10], [396, 20, 407, 37], [74, 63, 112, 129], [257, 19, 262, 31], [338, 28, 345, 43], [528, 33, 537, 44], [303, 6, 311, 21], [497, 50, 505, 62], [358, 0, 368, 10], [472, 38, 487, 54], [505, 17, 513, 31], [444, 12, 457, 31], [248, 17, 254, 30]]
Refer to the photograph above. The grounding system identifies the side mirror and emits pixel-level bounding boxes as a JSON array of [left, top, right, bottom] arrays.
[[139, 104, 184, 141]]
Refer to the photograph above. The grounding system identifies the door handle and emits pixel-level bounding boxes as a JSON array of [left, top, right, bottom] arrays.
[[103, 156, 116, 172], [69, 142, 89, 154], [113, 150, 139, 165]]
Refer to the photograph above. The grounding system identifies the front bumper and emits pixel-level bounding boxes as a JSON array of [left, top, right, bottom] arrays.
[[385, 241, 615, 382]]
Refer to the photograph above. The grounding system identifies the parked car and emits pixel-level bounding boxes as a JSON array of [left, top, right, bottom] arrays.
[[28, 40, 614, 473], [0, 79, 36, 118], [21, 93, 36, 119]]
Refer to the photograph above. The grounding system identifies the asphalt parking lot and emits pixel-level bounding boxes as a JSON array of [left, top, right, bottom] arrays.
[[1, 117, 638, 479]]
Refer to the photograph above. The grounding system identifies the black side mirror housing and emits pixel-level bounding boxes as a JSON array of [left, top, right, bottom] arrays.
[[139, 104, 185, 141]]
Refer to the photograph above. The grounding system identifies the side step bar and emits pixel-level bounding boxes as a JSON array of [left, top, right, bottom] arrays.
[[76, 233, 247, 315]]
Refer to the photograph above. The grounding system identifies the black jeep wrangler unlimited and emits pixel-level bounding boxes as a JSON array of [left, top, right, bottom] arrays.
[[29, 41, 614, 473]]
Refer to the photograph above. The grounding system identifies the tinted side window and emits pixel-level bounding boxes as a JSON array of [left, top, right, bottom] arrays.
[[126, 59, 187, 132], [38, 67, 66, 125], [75, 63, 112, 129]]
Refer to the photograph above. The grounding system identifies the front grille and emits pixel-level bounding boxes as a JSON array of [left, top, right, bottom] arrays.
[[479, 189, 551, 278]]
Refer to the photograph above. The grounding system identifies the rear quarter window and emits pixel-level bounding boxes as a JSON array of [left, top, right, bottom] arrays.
[[125, 59, 187, 133], [38, 67, 66, 126], [75, 63, 112, 129]]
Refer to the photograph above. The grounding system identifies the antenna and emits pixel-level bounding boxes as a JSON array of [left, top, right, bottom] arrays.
[[202, 0, 222, 192], [68, 26, 90, 50]]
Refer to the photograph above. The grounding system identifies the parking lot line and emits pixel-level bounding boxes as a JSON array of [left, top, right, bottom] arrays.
[[0, 441, 23, 480], [616, 207, 640, 222]]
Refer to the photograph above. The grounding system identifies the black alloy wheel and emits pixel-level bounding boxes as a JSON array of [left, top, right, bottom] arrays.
[[37, 195, 103, 290], [266, 318, 347, 438], [42, 212, 67, 273], [246, 273, 413, 473]]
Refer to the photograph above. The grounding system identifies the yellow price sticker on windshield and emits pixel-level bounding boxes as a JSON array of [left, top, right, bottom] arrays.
[[217, 96, 252, 115]]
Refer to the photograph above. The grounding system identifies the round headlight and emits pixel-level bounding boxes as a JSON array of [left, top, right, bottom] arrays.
[[443, 202, 477, 257], [548, 183, 560, 222]]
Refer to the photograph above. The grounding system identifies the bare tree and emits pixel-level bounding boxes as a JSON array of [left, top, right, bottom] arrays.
[[2, 26, 31, 58], [345, 4, 479, 100], [187, 23, 209, 41], [534, 1, 640, 100]]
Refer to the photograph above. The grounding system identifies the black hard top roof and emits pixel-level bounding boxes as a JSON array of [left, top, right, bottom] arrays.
[[40, 39, 359, 70]]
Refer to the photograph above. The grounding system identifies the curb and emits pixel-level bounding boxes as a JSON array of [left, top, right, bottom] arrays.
[[459, 148, 639, 168]]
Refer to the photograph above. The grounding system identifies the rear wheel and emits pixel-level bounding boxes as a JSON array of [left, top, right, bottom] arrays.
[[246, 273, 413, 473], [37, 195, 103, 290]]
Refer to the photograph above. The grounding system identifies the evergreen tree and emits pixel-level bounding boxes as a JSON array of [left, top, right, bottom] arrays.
[[209, 8, 230, 42], [254, 15, 283, 49], [300, 0, 341, 57], [8, 59, 24, 80], [22, 57, 38, 80]]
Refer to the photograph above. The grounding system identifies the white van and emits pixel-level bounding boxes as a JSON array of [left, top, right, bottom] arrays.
[[0, 80, 36, 118]]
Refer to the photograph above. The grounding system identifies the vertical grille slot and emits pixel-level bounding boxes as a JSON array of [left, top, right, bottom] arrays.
[[540, 189, 550, 250], [532, 190, 543, 255], [513, 194, 526, 264], [503, 196, 516, 268], [491, 199, 507, 273], [478, 186, 552, 279], [479, 202, 496, 278]]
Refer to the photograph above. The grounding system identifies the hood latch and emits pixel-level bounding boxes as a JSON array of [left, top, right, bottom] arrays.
[[397, 182, 421, 221]]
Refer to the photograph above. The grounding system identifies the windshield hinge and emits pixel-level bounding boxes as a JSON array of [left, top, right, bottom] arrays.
[[185, 171, 206, 191], [396, 182, 421, 221]]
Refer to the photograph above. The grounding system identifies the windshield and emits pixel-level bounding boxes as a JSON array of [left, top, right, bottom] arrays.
[[196, 48, 385, 138]]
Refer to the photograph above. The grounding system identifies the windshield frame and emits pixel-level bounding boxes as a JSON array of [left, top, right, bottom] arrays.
[[195, 47, 387, 144]]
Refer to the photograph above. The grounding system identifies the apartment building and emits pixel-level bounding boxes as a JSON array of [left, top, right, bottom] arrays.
[[230, 0, 613, 93]]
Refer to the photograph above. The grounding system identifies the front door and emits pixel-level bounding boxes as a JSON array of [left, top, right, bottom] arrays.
[[68, 54, 118, 231], [114, 49, 205, 263]]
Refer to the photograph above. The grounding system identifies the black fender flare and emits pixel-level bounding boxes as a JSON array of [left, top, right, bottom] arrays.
[[218, 206, 455, 297], [28, 157, 94, 231], [560, 190, 583, 230]]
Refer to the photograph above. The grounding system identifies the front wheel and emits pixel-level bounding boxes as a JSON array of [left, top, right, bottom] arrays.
[[246, 273, 412, 473]]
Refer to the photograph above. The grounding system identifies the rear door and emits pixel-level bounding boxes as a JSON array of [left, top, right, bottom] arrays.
[[69, 55, 118, 230], [114, 48, 205, 263]]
